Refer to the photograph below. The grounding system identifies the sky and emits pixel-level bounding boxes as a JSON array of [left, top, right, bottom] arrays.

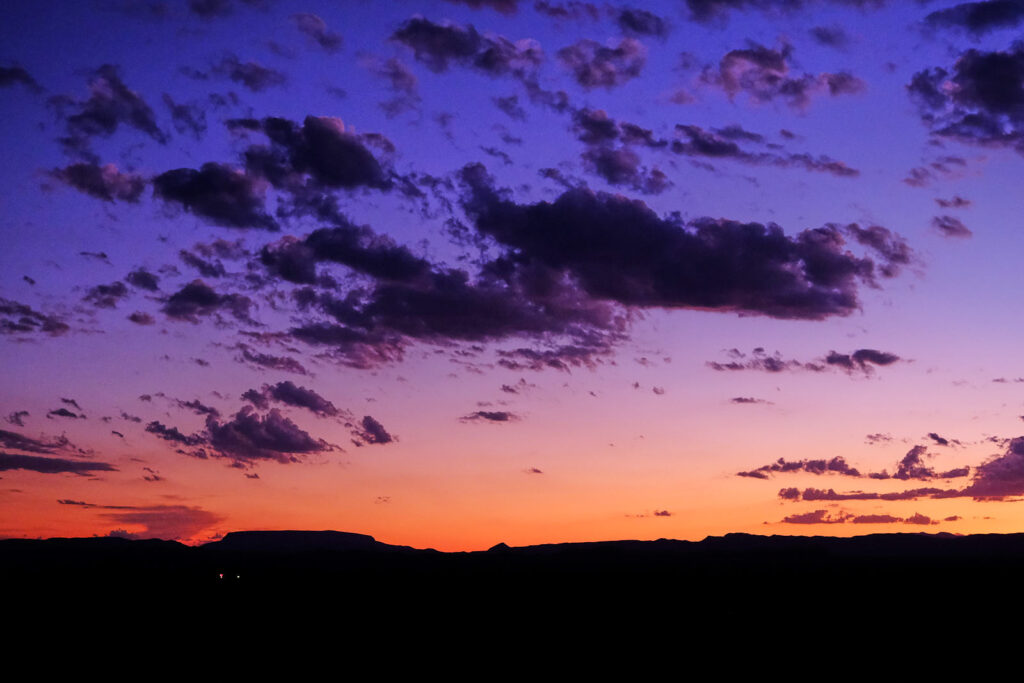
[[5, 0, 1024, 550]]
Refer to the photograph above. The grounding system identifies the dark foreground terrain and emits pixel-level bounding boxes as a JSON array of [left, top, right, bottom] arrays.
[[5, 530, 1023, 625]]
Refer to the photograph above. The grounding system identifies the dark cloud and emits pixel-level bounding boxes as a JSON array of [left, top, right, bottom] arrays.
[[206, 407, 338, 465], [666, 123, 860, 177], [128, 312, 156, 325], [243, 381, 342, 418], [126, 268, 160, 291], [825, 349, 901, 374], [533, 1, 601, 20], [84, 281, 129, 309], [925, 1, 1024, 37], [53, 64, 166, 155], [927, 432, 951, 447], [51, 162, 146, 202], [781, 509, 849, 524], [809, 25, 850, 48], [0, 452, 116, 475], [683, 0, 889, 23], [739, 456, 863, 479], [292, 13, 342, 52], [153, 162, 278, 230], [708, 347, 818, 372], [0, 64, 42, 91], [213, 54, 286, 92], [187, 0, 264, 19], [176, 398, 221, 418], [392, 17, 542, 79], [6, 411, 30, 427], [48, 408, 82, 419], [903, 156, 968, 187], [235, 343, 309, 375], [262, 218, 431, 285], [0, 298, 70, 336], [703, 42, 864, 109], [162, 94, 206, 139], [239, 115, 394, 192], [162, 280, 252, 323], [936, 195, 972, 208], [353, 415, 394, 445], [443, 0, 520, 13], [557, 38, 646, 89], [369, 57, 420, 117], [461, 410, 520, 422], [932, 215, 973, 238], [462, 165, 910, 321], [581, 146, 671, 194], [909, 44, 1024, 150], [745, 445, 969, 483], [617, 9, 669, 37], [730, 397, 772, 404], [101, 504, 220, 540], [777, 508, 940, 525], [494, 94, 527, 120], [145, 421, 206, 447], [0, 428, 78, 455], [179, 248, 226, 278]]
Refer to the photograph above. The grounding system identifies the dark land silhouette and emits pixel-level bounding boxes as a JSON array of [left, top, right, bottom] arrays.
[[5, 530, 1023, 623]]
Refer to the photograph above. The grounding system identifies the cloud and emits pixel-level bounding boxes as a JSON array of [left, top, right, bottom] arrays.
[[616, 9, 669, 37], [744, 445, 970, 482], [557, 38, 646, 89], [353, 415, 394, 445], [730, 397, 772, 404], [781, 509, 849, 524], [0, 299, 69, 336], [292, 13, 342, 52], [462, 165, 911, 320], [206, 406, 339, 465], [777, 508, 940, 525], [51, 162, 146, 202], [47, 408, 83, 419], [162, 94, 207, 139], [936, 195, 972, 208], [126, 268, 160, 291], [261, 218, 431, 285], [187, 0, 268, 19], [391, 17, 542, 79], [809, 25, 850, 48], [932, 215, 973, 238], [824, 349, 901, 374], [461, 410, 520, 422], [213, 54, 286, 92], [102, 504, 221, 541], [6, 411, 29, 427], [234, 343, 309, 375], [162, 280, 253, 323], [238, 115, 394, 192], [703, 41, 864, 109], [909, 44, 1024, 150], [0, 64, 41, 91], [683, 0, 889, 23], [242, 381, 342, 418], [924, 1, 1024, 37], [128, 312, 156, 325], [581, 146, 671, 194], [83, 281, 129, 309], [442, 0, 520, 13], [0, 452, 116, 475], [153, 162, 278, 230], [145, 421, 206, 447], [53, 64, 166, 155]]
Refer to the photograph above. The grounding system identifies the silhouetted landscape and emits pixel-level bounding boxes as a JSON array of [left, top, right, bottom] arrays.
[[6, 530, 1023, 629]]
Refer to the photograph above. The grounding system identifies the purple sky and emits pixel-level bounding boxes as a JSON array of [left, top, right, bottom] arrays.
[[4, 0, 1024, 548]]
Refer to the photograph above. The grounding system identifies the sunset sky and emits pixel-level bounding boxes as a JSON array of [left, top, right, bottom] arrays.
[[5, 0, 1024, 549]]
